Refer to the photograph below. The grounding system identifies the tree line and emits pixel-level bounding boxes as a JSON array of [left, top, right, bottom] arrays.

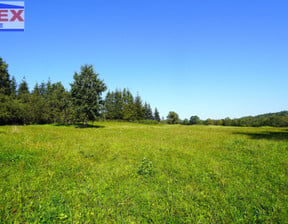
[[0, 57, 160, 125], [104, 89, 160, 122], [1, 57, 288, 127]]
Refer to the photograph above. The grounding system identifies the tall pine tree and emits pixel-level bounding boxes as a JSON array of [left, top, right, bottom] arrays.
[[71, 65, 106, 124], [122, 88, 136, 121], [154, 107, 160, 122], [134, 95, 145, 120], [0, 57, 11, 95], [144, 102, 153, 120]]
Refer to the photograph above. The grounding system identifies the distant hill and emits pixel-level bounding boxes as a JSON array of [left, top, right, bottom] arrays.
[[253, 111, 288, 118], [183, 111, 288, 127], [234, 111, 288, 127]]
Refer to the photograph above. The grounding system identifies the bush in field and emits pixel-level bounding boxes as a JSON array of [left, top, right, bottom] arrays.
[[137, 157, 153, 177]]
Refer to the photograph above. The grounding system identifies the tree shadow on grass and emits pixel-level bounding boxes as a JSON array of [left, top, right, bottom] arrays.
[[233, 131, 288, 141], [53, 123, 105, 129]]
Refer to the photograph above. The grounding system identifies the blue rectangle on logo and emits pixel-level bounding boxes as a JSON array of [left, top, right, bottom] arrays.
[[0, 23, 3, 28]]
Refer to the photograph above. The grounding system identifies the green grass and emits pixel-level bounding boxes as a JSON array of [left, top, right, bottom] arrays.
[[0, 122, 288, 223]]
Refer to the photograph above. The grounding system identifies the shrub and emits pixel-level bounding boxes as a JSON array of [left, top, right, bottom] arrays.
[[137, 157, 153, 176]]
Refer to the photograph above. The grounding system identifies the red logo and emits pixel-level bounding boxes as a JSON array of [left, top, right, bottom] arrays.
[[0, 9, 24, 22]]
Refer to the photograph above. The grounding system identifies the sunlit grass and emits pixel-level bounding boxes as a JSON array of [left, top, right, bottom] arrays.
[[0, 122, 287, 223]]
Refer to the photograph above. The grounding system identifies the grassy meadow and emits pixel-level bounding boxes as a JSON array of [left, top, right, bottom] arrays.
[[0, 122, 288, 223]]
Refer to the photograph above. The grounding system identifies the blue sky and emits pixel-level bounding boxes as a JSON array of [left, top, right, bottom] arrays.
[[1, 0, 288, 120]]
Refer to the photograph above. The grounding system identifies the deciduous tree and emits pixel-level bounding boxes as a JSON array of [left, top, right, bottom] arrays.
[[167, 111, 179, 124]]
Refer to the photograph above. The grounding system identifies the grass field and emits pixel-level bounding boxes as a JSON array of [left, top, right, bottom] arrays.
[[0, 122, 288, 223]]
